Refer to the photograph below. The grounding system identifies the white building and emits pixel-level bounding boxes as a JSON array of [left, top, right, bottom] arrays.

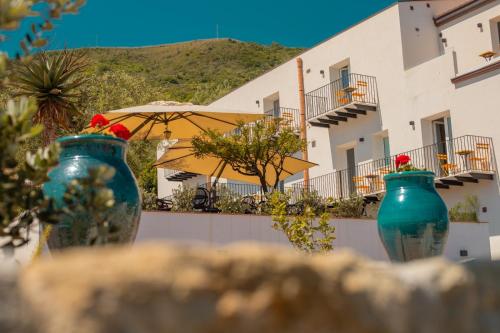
[[158, 0, 500, 258]]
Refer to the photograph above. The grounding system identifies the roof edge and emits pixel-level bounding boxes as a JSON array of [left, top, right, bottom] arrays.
[[434, 0, 496, 27]]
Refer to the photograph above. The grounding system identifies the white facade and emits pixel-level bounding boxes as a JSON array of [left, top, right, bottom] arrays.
[[158, 1, 500, 257], [137, 212, 492, 262], [6, 213, 490, 268]]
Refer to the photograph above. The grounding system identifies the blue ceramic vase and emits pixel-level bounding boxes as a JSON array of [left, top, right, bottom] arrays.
[[377, 171, 449, 262], [43, 134, 142, 249]]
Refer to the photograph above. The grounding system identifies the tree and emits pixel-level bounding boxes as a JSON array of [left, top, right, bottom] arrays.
[[0, 0, 85, 57], [10, 50, 88, 144], [0, 98, 61, 248], [73, 70, 165, 131], [192, 119, 306, 193], [269, 191, 335, 254]]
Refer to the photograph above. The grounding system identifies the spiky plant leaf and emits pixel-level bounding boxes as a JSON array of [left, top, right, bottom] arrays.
[[10, 50, 88, 144]]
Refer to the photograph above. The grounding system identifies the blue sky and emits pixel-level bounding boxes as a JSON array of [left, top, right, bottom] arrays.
[[2, 0, 396, 56]]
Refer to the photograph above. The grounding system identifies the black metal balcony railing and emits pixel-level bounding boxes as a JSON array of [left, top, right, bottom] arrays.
[[290, 135, 496, 200], [305, 73, 378, 120], [264, 107, 301, 131]]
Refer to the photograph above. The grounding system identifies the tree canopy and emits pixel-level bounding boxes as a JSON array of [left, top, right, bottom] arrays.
[[192, 119, 306, 193]]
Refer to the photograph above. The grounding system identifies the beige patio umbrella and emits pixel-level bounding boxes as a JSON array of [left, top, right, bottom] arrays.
[[84, 101, 263, 140], [153, 139, 317, 187]]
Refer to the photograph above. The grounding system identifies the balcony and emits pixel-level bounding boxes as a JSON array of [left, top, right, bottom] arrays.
[[305, 73, 378, 127], [290, 135, 496, 201], [164, 168, 198, 182], [264, 107, 301, 133]]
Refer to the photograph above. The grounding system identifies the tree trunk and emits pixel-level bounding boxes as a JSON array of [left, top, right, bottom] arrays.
[[42, 118, 56, 146], [260, 177, 268, 194]]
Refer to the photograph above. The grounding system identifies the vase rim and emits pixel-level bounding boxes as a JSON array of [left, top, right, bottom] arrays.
[[56, 134, 128, 146], [383, 170, 435, 181]]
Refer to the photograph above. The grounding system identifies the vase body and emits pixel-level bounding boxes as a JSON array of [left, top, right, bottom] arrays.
[[43, 134, 141, 249], [377, 171, 449, 262]]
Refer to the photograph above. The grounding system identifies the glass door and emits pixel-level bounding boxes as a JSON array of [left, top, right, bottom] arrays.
[[340, 66, 350, 88], [433, 118, 450, 176], [383, 137, 391, 166], [346, 148, 356, 195], [273, 100, 280, 118], [445, 116, 454, 163], [434, 120, 447, 154], [339, 66, 351, 104]]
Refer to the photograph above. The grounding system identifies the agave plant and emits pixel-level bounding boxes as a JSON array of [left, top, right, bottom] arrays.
[[10, 50, 88, 144]]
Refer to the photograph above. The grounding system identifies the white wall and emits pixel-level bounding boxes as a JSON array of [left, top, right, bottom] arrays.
[[439, 1, 500, 73], [156, 145, 175, 198], [399, 2, 443, 70], [0, 223, 40, 271], [2, 212, 492, 269], [330, 111, 383, 170], [137, 212, 492, 262]]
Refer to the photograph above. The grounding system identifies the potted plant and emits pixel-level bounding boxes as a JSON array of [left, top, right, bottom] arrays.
[[377, 155, 449, 262], [42, 114, 142, 249]]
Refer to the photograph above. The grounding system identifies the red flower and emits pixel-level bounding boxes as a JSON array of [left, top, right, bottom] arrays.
[[395, 155, 411, 168], [90, 114, 109, 128], [110, 124, 131, 140]]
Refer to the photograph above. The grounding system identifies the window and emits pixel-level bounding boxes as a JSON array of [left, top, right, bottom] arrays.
[[490, 17, 500, 53], [263, 92, 280, 118]]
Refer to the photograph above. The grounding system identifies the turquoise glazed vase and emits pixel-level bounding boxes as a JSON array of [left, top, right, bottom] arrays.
[[43, 134, 141, 249], [377, 171, 449, 262]]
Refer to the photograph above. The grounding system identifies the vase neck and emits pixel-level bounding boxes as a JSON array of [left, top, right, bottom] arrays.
[[59, 136, 127, 161], [385, 174, 435, 190]]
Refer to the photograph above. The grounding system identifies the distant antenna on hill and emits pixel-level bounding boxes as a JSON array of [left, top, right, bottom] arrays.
[[216, 24, 219, 39]]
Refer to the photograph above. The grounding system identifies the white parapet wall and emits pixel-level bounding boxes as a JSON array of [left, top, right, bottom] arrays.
[[2, 212, 490, 269], [138, 212, 492, 262]]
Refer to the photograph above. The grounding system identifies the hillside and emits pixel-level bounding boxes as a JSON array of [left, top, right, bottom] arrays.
[[82, 39, 304, 104], [68, 39, 304, 199], [0, 39, 304, 203]]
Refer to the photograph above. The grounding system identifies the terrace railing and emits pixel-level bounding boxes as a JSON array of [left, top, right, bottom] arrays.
[[264, 107, 301, 132], [305, 73, 378, 120], [290, 135, 496, 200], [200, 182, 265, 199]]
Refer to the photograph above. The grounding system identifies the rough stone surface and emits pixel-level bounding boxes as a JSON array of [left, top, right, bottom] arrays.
[[0, 269, 28, 333], [16, 244, 500, 333]]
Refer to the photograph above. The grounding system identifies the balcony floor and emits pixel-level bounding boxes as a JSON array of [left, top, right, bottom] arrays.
[[166, 172, 198, 182], [308, 101, 377, 128]]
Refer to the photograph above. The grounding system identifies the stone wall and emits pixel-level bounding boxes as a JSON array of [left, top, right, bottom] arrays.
[[2, 243, 500, 333]]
